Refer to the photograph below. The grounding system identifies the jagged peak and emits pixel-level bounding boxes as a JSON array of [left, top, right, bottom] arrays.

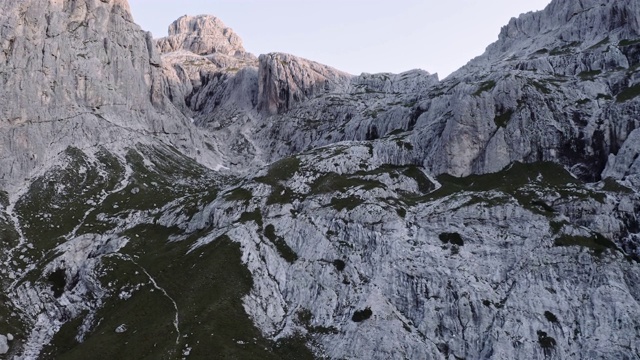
[[448, 0, 640, 78], [491, 0, 640, 56], [156, 14, 245, 56]]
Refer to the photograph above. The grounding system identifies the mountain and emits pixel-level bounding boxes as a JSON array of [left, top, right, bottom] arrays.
[[0, 0, 639, 359]]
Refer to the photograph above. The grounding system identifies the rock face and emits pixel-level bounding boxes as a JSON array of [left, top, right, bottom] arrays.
[[0, 0, 220, 191], [156, 15, 245, 56], [0, 334, 8, 354], [2, 0, 640, 359], [430, 0, 640, 179], [257, 53, 353, 115]]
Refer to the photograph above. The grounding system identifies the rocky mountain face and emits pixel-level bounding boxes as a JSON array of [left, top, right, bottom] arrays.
[[1, 0, 640, 359], [0, 0, 221, 191]]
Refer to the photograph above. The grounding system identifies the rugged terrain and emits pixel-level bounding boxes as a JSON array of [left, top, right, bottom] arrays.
[[0, 0, 640, 359]]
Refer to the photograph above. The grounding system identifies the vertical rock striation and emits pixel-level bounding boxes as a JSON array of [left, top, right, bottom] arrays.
[[0, 0, 220, 191]]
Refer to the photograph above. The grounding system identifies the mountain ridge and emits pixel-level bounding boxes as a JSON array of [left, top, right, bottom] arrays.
[[1, 0, 640, 358]]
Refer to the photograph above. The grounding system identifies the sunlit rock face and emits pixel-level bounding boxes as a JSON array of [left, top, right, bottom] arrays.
[[1, 0, 640, 359], [156, 15, 246, 56]]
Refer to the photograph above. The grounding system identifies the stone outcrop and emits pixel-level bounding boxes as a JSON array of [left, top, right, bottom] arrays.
[[0, 0, 221, 191], [257, 53, 353, 115], [156, 15, 245, 56]]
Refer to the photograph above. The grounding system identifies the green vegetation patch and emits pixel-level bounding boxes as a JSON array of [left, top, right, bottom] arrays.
[[77, 145, 220, 235], [473, 80, 497, 96], [296, 309, 338, 335], [544, 311, 559, 323], [537, 330, 557, 355], [47, 268, 67, 298], [403, 166, 435, 193], [616, 84, 640, 103], [407, 162, 607, 213], [310, 172, 384, 195], [618, 39, 640, 47], [333, 259, 346, 271], [255, 157, 302, 205], [396, 140, 414, 151], [439, 232, 464, 246], [576, 98, 591, 105], [255, 157, 301, 187], [588, 37, 610, 50], [238, 210, 264, 229], [0, 191, 8, 208], [225, 187, 253, 203], [578, 70, 602, 80], [550, 41, 580, 55], [47, 230, 315, 359], [331, 196, 365, 211], [494, 109, 514, 128], [352, 308, 373, 322], [530, 80, 552, 94], [264, 224, 298, 263], [554, 233, 620, 255], [15, 147, 125, 251]]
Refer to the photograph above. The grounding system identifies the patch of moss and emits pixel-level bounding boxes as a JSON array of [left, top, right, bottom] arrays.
[[47, 268, 67, 298], [549, 221, 567, 235], [494, 109, 514, 128], [404, 161, 609, 214], [296, 309, 338, 335], [256, 157, 302, 205], [396, 140, 414, 151], [310, 172, 384, 195], [601, 178, 633, 193], [264, 224, 298, 263], [388, 128, 406, 136], [77, 146, 220, 235], [616, 84, 640, 103], [578, 70, 602, 80], [554, 233, 620, 255], [619, 39, 640, 47], [550, 41, 580, 55], [333, 259, 346, 271], [238, 210, 264, 229], [0, 191, 8, 208], [530, 80, 552, 94], [225, 187, 253, 202], [473, 80, 497, 96], [352, 308, 373, 322], [537, 330, 557, 355], [330, 196, 364, 211], [576, 98, 591, 105], [439, 232, 464, 246], [588, 37, 609, 50], [403, 166, 435, 193], [544, 311, 559, 323]]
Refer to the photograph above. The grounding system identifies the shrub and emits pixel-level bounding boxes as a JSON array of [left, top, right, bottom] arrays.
[[352, 308, 373, 322], [439, 232, 464, 246]]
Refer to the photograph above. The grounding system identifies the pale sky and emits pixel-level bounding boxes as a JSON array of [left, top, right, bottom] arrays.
[[128, 0, 552, 78]]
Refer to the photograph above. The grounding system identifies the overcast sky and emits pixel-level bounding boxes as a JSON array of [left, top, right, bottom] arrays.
[[128, 0, 552, 78]]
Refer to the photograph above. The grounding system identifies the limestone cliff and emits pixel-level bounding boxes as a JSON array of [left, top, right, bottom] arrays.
[[156, 15, 246, 56], [0, 0, 220, 191]]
